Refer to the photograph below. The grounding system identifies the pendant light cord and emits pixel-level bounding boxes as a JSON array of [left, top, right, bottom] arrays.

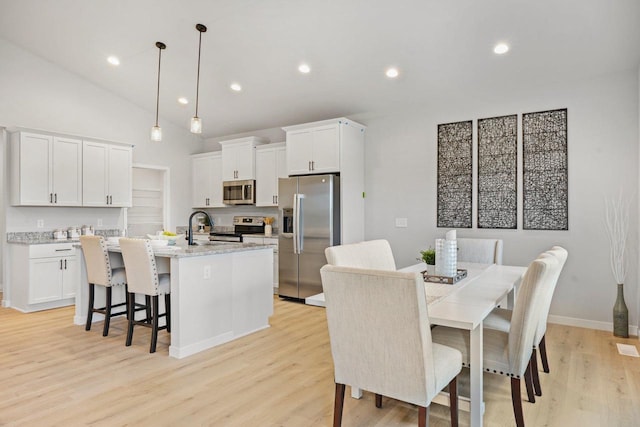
[[154, 42, 166, 127], [195, 30, 202, 118]]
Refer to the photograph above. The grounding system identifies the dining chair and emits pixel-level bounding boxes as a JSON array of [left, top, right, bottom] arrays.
[[456, 238, 503, 264], [321, 265, 462, 427], [484, 246, 568, 397], [324, 239, 396, 270], [79, 235, 128, 336], [431, 256, 558, 427], [119, 238, 171, 353]]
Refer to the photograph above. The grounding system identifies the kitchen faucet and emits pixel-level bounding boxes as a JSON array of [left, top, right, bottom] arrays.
[[187, 210, 214, 245]]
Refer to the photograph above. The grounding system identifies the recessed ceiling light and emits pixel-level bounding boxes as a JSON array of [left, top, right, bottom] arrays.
[[385, 67, 399, 78], [107, 56, 120, 66], [493, 43, 509, 55], [230, 83, 242, 92], [298, 63, 311, 74], [178, 97, 189, 105]]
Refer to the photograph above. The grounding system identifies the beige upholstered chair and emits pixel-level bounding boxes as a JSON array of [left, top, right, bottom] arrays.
[[456, 238, 503, 264], [119, 238, 171, 353], [484, 246, 568, 397], [80, 235, 128, 336], [324, 239, 396, 270], [321, 265, 462, 427], [431, 256, 558, 427]]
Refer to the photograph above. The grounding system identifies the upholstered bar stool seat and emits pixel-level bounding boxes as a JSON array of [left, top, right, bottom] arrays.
[[119, 238, 171, 354], [80, 235, 128, 337]]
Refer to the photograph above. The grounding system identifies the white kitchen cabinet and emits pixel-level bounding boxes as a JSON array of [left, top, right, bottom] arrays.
[[192, 151, 225, 208], [220, 136, 268, 181], [243, 235, 278, 293], [10, 132, 83, 206], [283, 117, 366, 245], [255, 142, 287, 207], [7, 242, 78, 311], [82, 141, 132, 207], [284, 123, 340, 175]]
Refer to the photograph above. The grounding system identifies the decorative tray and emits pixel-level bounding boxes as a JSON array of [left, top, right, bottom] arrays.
[[421, 269, 467, 285]]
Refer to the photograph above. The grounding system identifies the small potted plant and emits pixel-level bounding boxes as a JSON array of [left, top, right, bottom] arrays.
[[419, 248, 436, 275]]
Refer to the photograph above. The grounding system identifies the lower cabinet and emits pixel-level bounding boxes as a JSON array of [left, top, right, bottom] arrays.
[[8, 242, 78, 311], [243, 236, 278, 293]]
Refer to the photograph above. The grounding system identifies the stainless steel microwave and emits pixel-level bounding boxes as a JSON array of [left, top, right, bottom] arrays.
[[223, 180, 255, 205]]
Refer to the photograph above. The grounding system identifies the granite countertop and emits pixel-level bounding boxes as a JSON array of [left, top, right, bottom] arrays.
[[7, 230, 121, 245], [91, 241, 274, 258]]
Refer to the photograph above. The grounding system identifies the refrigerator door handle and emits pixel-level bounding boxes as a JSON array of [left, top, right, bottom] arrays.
[[293, 193, 299, 254], [297, 194, 304, 253]]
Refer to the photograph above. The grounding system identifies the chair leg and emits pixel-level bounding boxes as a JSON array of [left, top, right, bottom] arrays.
[[524, 361, 535, 403], [145, 295, 152, 323], [510, 378, 525, 427], [126, 292, 135, 347], [418, 406, 428, 427], [531, 349, 542, 396], [448, 377, 458, 427], [375, 394, 382, 408], [125, 285, 130, 320], [539, 335, 550, 373], [85, 283, 95, 331], [333, 383, 345, 427], [150, 295, 159, 353], [103, 286, 112, 337], [165, 293, 171, 333]]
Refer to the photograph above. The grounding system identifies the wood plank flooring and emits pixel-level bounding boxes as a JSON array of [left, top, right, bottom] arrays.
[[1, 296, 639, 426]]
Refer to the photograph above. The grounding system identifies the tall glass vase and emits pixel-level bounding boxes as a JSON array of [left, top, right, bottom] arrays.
[[613, 283, 629, 338]]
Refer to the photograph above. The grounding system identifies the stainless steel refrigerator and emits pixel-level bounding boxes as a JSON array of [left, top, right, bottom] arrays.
[[278, 174, 340, 300]]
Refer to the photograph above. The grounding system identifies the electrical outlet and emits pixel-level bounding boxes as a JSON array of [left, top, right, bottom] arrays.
[[395, 218, 408, 228], [37, 219, 44, 228], [203, 265, 211, 279], [97, 218, 103, 227]]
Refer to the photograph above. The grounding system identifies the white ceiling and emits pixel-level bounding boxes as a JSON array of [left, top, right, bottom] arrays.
[[1, 0, 639, 139]]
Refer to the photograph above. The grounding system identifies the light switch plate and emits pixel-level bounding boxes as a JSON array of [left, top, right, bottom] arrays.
[[395, 218, 408, 228], [37, 219, 44, 228]]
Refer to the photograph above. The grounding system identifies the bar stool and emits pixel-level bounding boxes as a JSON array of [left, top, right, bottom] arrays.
[[79, 235, 128, 336], [119, 238, 171, 353]]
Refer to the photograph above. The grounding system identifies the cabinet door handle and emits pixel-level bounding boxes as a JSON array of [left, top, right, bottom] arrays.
[[50, 193, 53, 203], [312, 161, 315, 170], [109, 195, 113, 205], [54, 193, 57, 203], [275, 195, 278, 204], [106, 195, 109, 205], [60, 259, 63, 270], [64, 259, 67, 270]]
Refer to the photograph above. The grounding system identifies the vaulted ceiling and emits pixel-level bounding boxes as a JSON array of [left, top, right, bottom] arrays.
[[1, 0, 638, 138]]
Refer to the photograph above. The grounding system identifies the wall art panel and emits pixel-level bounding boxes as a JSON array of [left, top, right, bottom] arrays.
[[523, 108, 568, 230], [437, 120, 472, 228], [477, 114, 517, 229]]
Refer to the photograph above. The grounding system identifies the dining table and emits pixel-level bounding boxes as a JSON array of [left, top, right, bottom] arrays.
[[350, 261, 527, 427]]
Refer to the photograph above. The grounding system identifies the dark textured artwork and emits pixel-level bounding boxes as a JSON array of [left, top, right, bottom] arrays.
[[523, 109, 568, 230], [437, 121, 472, 228], [477, 115, 517, 229]]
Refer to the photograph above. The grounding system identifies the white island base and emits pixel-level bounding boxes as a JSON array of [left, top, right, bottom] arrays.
[[75, 244, 274, 359]]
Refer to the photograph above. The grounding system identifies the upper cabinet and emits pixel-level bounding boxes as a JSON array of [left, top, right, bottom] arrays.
[[255, 143, 287, 207], [220, 137, 268, 181], [10, 132, 82, 206], [192, 151, 225, 208], [82, 141, 132, 207], [285, 123, 341, 175]]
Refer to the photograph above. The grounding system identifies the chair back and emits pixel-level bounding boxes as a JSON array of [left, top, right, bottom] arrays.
[[325, 239, 396, 270], [508, 256, 558, 375], [456, 238, 503, 264], [534, 246, 568, 343], [80, 235, 113, 287], [119, 238, 161, 296], [320, 265, 440, 406]]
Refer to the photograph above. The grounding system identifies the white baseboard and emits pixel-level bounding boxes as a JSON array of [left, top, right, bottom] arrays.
[[548, 314, 639, 338]]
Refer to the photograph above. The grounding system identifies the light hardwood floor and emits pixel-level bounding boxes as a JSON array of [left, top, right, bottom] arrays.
[[1, 296, 639, 426]]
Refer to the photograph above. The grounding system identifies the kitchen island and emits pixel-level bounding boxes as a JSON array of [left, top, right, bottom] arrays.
[[75, 241, 274, 359]]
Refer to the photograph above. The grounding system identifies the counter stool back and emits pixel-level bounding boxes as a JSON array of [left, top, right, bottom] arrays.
[[80, 235, 128, 336], [119, 238, 171, 353]]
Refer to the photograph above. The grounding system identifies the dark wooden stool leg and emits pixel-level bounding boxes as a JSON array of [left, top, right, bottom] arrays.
[[539, 335, 550, 373], [375, 394, 382, 408], [333, 383, 345, 427], [125, 285, 130, 320], [85, 283, 95, 331], [150, 295, 159, 353], [165, 293, 171, 333], [511, 378, 525, 427], [531, 348, 542, 396], [524, 361, 535, 403], [418, 406, 428, 427], [448, 377, 458, 427], [145, 295, 152, 323], [103, 286, 112, 336], [126, 292, 135, 347]]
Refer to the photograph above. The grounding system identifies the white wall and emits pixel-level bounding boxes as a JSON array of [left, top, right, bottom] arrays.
[[0, 37, 201, 233], [358, 68, 640, 332]]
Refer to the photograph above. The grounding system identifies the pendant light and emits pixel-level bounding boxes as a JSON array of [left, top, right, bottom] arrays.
[[190, 23, 207, 134], [151, 41, 166, 142]]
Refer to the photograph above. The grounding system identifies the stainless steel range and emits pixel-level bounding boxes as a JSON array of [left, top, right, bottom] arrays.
[[209, 216, 265, 242]]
